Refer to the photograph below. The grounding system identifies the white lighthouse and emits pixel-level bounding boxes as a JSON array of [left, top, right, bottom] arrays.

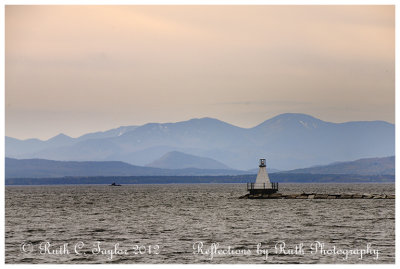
[[254, 158, 272, 189], [247, 158, 278, 195]]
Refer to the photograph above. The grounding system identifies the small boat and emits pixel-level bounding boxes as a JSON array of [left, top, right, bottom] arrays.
[[110, 182, 121, 186]]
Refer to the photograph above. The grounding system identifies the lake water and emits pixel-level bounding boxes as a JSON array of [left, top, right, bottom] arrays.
[[5, 183, 395, 264]]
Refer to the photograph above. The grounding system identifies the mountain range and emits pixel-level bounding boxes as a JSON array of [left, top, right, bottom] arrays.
[[5, 113, 395, 170], [5, 157, 248, 179], [285, 156, 395, 175], [146, 151, 231, 170], [5, 155, 394, 179]]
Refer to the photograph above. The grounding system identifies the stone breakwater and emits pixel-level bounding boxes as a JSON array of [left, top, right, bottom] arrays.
[[239, 192, 395, 199]]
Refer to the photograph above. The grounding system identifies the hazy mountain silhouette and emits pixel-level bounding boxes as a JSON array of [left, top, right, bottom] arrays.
[[5, 156, 394, 180], [76, 126, 138, 141], [5, 157, 247, 178], [285, 156, 395, 175], [146, 151, 231, 170], [5, 113, 395, 170]]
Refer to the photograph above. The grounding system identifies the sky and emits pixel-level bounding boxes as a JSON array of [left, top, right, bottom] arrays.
[[5, 5, 395, 140]]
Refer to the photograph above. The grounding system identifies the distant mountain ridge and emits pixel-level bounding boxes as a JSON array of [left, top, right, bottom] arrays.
[[5, 113, 395, 170], [146, 151, 231, 170], [6, 155, 395, 179], [5, 157, 248, 179], [285, 156, 395, 175]]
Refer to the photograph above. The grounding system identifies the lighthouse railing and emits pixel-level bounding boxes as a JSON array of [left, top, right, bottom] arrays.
[[247, 182, 278, 191]]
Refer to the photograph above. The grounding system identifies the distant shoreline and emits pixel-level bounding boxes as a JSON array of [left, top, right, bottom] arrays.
[[5, 173, 394, 186], [5, 183, 396, 187]]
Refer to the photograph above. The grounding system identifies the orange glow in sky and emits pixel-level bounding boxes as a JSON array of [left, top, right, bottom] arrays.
[[5, 5, 395, 139]]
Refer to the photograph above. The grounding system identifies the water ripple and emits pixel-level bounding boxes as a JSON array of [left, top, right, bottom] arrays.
[[5, 183, 395, 264]]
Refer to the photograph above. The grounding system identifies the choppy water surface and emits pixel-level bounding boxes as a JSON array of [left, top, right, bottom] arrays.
[[5, 183, 395, 264]]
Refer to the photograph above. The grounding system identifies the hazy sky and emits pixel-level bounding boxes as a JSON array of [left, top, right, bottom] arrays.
[[5, 5, 395, 140]]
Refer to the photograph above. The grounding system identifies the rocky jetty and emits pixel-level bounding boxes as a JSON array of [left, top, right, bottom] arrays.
[[239, 192, 395, 199]]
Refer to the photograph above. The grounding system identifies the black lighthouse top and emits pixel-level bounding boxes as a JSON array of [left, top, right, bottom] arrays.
[[259, 158, 266, 167]]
